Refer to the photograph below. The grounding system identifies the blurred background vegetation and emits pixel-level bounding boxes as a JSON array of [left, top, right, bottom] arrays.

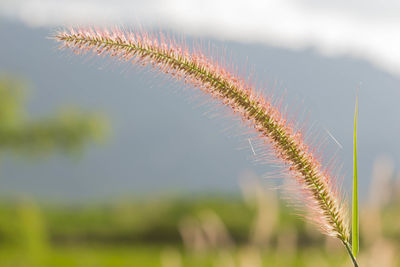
[[0, 74, 399, 267], [0, 164, 399, 267], [0, 75, 106, 155]]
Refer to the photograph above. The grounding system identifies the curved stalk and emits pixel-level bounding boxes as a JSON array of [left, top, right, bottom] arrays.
[[54, 27, 353, 265], [343, 240, 359, 267]]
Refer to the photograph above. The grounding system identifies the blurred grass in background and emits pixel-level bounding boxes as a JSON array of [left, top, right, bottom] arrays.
[[0, 167, 399, 267]]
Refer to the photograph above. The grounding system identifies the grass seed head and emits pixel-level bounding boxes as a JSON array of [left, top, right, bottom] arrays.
[[54, 27, 350, 243]]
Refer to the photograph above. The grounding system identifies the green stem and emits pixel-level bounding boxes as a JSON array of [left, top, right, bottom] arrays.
[[352, 96, 359, 257], [342, 240, 359, 267]]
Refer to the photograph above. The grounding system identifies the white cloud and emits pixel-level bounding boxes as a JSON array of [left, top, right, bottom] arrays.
[[2, 0, 400, 77]]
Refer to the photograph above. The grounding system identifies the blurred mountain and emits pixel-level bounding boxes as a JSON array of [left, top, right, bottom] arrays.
[[0, 20, 399, 201]]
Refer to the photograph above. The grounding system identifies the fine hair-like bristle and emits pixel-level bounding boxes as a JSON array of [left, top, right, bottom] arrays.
[[54, 27, 350, 246]]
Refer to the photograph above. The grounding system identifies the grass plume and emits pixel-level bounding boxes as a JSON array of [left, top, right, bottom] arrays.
[[53, 27, 356, 265]]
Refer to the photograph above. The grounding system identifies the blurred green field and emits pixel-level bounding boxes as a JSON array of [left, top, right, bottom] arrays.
[[0, 186, 399, 267]]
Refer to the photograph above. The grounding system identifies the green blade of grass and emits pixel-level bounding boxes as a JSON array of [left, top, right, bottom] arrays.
[[352, 96, 359, 258]]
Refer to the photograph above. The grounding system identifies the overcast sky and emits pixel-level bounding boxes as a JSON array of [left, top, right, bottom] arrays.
[[1, 0, 400, 77]]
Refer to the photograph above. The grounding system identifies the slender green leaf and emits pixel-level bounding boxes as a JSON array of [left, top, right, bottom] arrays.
[[352, 96, 359, 258]]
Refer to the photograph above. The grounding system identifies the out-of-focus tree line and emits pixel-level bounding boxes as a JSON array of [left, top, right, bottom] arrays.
[[0, 74, 106, 155], [0, 171, 399, 267]]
